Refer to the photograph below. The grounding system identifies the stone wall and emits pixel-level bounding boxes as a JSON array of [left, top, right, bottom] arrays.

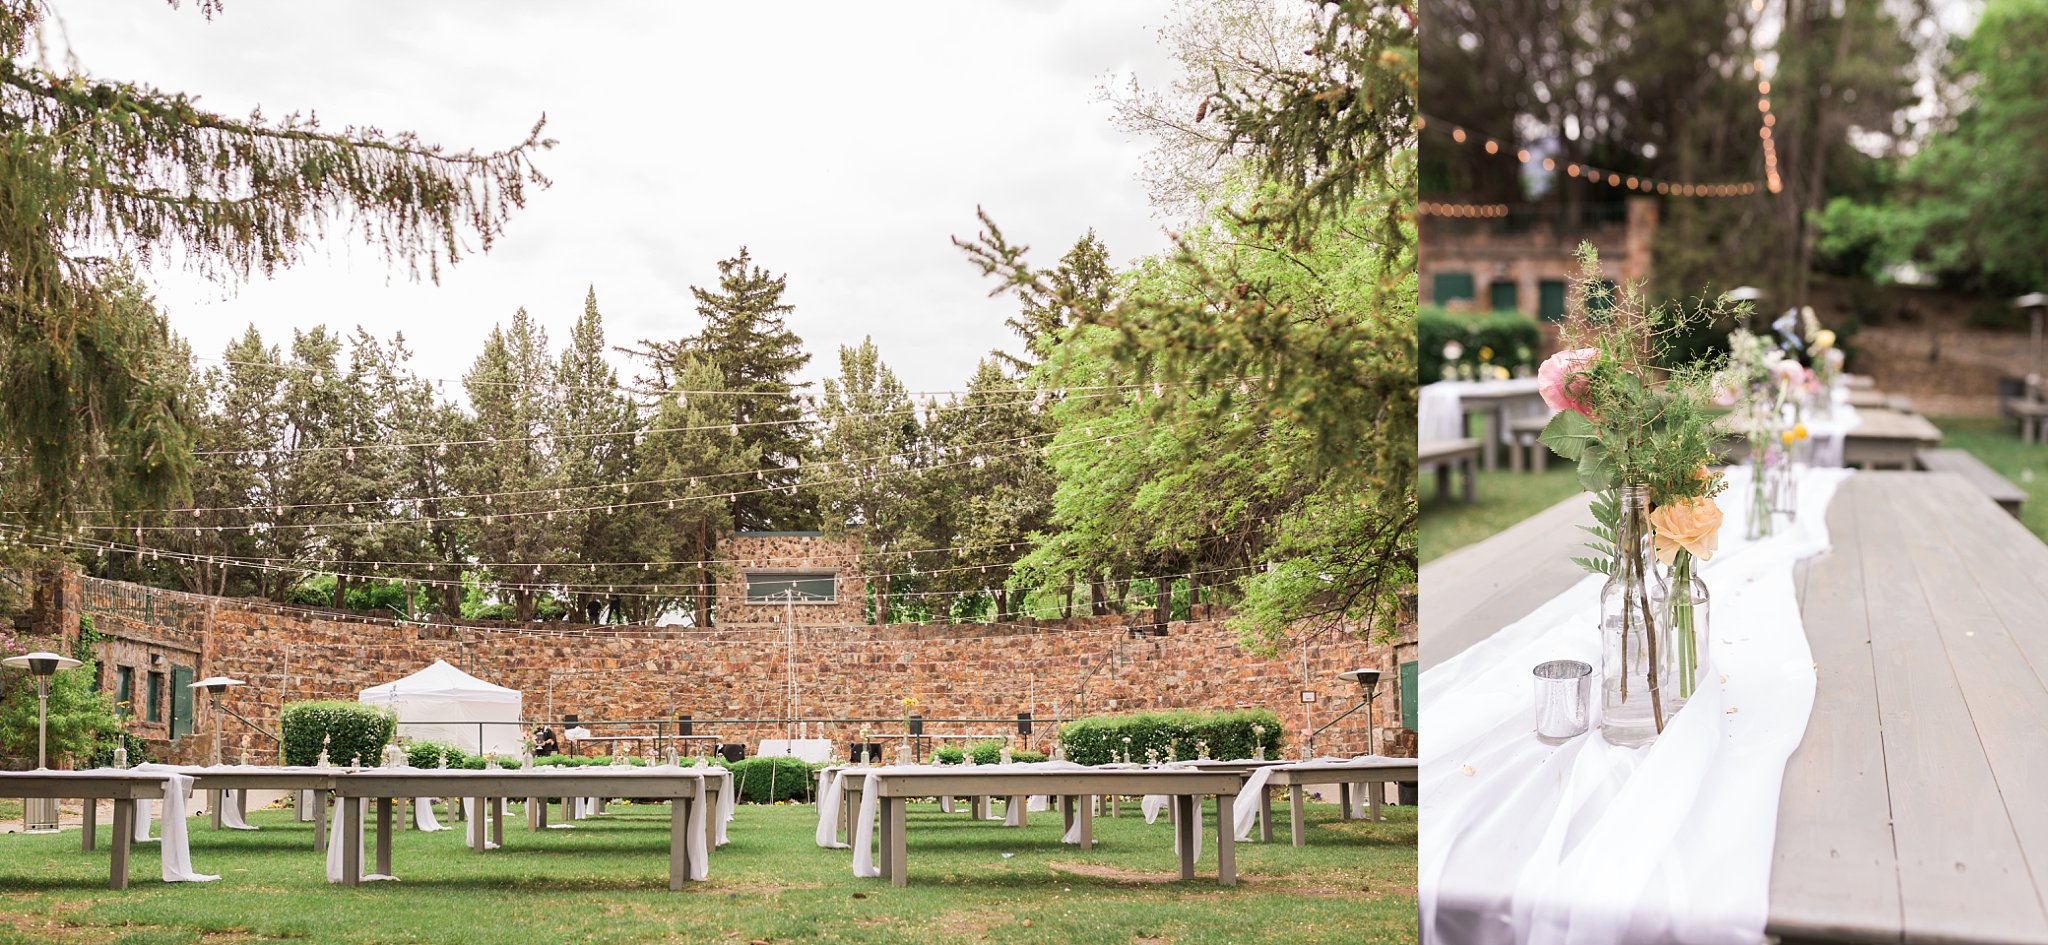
[[62, 572, 1412, 766], [1420, 196, 1658, 337]]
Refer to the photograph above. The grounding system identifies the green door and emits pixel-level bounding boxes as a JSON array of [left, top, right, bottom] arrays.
[[1489, 281, 1518, 312], [170, 665, 195, 740], [1539, 280, 1568, 322], [1400, 660, 1419, 731]]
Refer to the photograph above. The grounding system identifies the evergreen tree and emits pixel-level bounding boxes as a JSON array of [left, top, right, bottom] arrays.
[[994, 232, 1113, 373], [552, 288, 641, 621], [373, 334, 472, 617], [927, 360, 1054, 619], [639, 357, 758, 627], [461, 309, 562, 621], [627, 247, 814, 532], [808, 338, 928, 623], [180, 327, 280, 597]]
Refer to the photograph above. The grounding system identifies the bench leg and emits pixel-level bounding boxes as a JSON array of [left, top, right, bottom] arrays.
[[342, 798, 362, 887], [1370, 780, 1384, 822], [491, 797, 504, 848], [1290, 785, 1306, 847], [211, 789, 223, 831], [1260, 785, 1273, 843], [82, 799, 97, 851], [313, 791, 328, 853]]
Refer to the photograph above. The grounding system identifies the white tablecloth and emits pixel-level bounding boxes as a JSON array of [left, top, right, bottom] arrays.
[[1421, 379, 1549, 445], [1420, 466, 1851, 945]]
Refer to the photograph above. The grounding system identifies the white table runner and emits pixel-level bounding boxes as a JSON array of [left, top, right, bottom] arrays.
[[1420, 466, 1850, 945]]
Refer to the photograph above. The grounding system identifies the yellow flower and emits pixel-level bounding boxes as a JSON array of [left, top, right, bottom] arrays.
[[900, 697, 920, 708], [1813, 329, 1835, 351], [1780, 430, 1794, 445], [1793, 424, 1808, 441], [1651, 495, 1723, 565], [1478, 346, 1495, 361]]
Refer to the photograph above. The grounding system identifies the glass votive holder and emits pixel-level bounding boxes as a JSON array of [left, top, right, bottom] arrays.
[[1532, 659, 1593, 743]]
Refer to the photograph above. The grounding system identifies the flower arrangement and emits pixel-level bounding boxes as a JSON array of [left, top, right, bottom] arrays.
[[1537, 246, 1730, 743]]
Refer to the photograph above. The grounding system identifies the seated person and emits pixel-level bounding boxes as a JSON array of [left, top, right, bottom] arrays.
[[533, 726, 561, 757]]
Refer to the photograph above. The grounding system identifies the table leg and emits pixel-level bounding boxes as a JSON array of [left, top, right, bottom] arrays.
[[1079, 794, 1094, 850], [468, 798, 484, 852], [82, 798, 97, 851], [342, 798, 362, 887], [1215, 791, 1237, 887], [701, 791, 715, 852], [210, 788, 223, 831], [1112, 794, 1120, 819], [1369, 780, 1384, 822], [1260, 785, 1273, 843], [313, 791, 328, 854], [669, 798, 688, 891], [1339, 783, 1353, 820], [109, 799, 133, 890], [877, 792, 895, 878], [1289, 784, 1306, 847], [1481, 410, 1499, 471], [887, 797, 908, 888], [491, 797, 505, 848], [559, 795, 571, 823], [375, 798, 393, 876], [1061, 795, 1075, 836], [235, 789, 247, 822], [1175, 795, 1196, 881]]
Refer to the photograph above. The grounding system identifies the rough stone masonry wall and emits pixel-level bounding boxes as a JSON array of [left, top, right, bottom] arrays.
[[713, 533, 868, 626], [63, 572, 1410, 766]]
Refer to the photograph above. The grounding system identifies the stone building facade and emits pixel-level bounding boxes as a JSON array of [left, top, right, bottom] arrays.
[[34, 570, 1416, 766], [712, 532, 868, 627], [1421, 196, 1658, 329]]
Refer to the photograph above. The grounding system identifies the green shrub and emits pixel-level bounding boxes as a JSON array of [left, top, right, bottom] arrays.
[[280, 701, 395, 767], [726, 756, 817, 803], [1418, 306, 1544, 383], [82, 731, 154, 769], [1057, 708, 1285, 766], [404, 741, 466, 769], [933, 745, 965, 764]]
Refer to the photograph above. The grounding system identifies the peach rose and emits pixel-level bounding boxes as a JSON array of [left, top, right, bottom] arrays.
[[1537, 347, 1599, 417], [1651, 495, 1722, 565]]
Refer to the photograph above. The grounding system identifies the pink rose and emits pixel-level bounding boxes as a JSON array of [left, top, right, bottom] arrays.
[[1538, 347, 1599, 417]]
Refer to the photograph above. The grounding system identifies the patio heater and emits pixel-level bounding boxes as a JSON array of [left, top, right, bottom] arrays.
[[1306, 668, 1382, 758], [3, 651, 83, 833], [188, 676, 247, 766], [2017, 293, 2047, 388]]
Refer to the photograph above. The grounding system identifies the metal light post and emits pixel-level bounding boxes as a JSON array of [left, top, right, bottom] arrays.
[[2017, 293, 2047, 387], [4, 651, 82, 833], [1338, 668, 1384, 756], [188, 676, 247, 766]]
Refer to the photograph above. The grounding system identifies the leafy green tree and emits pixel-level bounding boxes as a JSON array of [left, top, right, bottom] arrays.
[[178, 327, 282, 597], [371, 335, 472, 617], [0, 1, 549, 523], [808, 338, 929, 623], [0, 661, 121, 768], [627, 248, 813, 532]]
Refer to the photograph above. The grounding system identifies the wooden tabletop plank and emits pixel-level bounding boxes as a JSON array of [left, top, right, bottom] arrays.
[[1767, 475, 1904, 943], [1847, 475, 2044, 942]]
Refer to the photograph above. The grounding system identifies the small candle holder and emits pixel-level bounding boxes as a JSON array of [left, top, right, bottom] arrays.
[[1533, 659, 1594, 743]]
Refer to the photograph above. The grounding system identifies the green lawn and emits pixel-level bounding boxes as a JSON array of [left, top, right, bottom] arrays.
[[0, 799, 1415, 945], [1931, 416, 2048, 543], [1421, 466, 1584, 564]]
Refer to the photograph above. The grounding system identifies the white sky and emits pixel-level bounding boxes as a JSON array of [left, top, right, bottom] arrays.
[[48, 0, 1181, 395]]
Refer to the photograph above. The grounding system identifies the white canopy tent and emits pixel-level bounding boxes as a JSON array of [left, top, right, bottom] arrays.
[[358, 660, 524, 757]]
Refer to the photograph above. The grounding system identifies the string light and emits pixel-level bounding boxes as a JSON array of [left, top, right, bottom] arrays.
[[1418, 201, 1510, 219], [1421, 113, 1762, 198]]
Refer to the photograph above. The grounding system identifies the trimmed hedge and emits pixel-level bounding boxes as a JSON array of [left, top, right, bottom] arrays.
[[1058, 708, 1284, 765], [722, 756, 817, 803], [281, 701, 395, 767], [1418, 306, 1544, 384]]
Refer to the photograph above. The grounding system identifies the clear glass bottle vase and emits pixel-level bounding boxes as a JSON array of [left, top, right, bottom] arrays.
[[1600, 484, 1682, 748], [1656, 550, 1711, 701]]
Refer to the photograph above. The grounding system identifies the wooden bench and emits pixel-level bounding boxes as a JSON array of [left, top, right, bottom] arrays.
[[2006, 398, 2048, 445], [1506, 415, 1554, 473], [1916, 449, 2027, 518], [1420, 437, 1481, 502]]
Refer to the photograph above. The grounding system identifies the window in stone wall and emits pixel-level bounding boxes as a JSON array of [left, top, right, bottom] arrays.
[[743, 571, 837, 604], [146, 671, 163, 722], [116, 666, 133, 715]]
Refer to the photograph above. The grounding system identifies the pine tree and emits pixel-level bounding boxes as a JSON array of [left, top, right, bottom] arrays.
[[461, 309, 562, 621], [926, 360, 1054, 619], [627, 247, 814, 532], [552, 288, 641, 621], [639, 357, 758, 627], [994, 232, 1114, 373], [808, 338, 928, 623]]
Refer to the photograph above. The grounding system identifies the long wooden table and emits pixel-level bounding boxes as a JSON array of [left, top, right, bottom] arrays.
[[181, 767, 345, 851], [329, 770, 715, 890], [858, 768, 1245, 888], [1262, 760, 1420, 845], [0, 771, 166, 889], [1422, 472, 2048, 943]]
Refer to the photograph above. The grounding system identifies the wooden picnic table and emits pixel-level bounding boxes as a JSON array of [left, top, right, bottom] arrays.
[[0, 770, 166, 889], [855, 768, 1245, 888], [1262, 760, 1420, 845], [328, 769, 718, 890], [1841, 408, 1942, 469], [1422, 472, 2048, 944]]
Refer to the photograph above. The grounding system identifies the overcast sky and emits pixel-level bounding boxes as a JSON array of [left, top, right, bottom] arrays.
[[51, 1, 1181, 395]]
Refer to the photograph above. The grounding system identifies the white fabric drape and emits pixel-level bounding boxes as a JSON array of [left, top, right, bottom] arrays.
[[1230, 766, 1280, 841], [132, 797, 155, 842], [413, 797, 446, 831], [814, 769, 849, 849], [1420, 466, 1850, 945], [1142, 794, 1167, 824], [128, 765, 218, 883], [714, 772, 733, 847], [217, 789, 257, 830]]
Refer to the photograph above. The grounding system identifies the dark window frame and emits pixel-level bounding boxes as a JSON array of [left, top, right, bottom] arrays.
[[743, 570, 838, 605]]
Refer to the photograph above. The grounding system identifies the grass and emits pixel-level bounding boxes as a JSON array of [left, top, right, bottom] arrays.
[[1931, 416, 2048, 543], [1420, 465, 1585, 564], [0, 799, 1415, 945]]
